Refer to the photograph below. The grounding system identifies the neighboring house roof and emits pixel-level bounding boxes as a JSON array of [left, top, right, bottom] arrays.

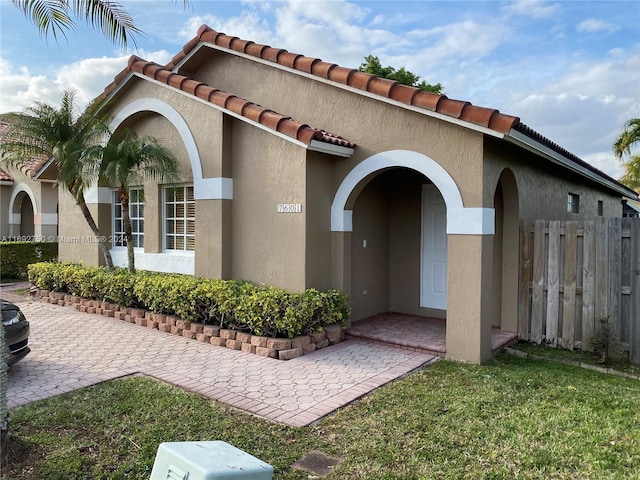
[[0, 169, 13, 183], [103, 24, 637, 200], [0, 120, 49, 181], [626, 199, 640, 214]]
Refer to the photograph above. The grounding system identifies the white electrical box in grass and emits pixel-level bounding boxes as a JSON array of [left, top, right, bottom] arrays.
[[150, 441, 274, 480]]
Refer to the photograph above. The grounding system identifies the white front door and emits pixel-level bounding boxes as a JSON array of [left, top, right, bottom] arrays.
[[421, 184, 447, 309]]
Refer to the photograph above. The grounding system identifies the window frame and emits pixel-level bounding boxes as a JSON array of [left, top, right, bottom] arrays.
[[567, 192, 580, 214], [162, 184, 195, 252], [112, 187, 145, 249]]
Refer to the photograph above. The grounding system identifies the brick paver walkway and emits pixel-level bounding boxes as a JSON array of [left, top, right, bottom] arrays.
[[5, 297, 436, 427]]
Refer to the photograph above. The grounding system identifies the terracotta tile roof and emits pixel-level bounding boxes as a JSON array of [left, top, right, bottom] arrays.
[[104, 57, 355, 150], [103, 25, 634, 198], [166, 25, 521, 135]]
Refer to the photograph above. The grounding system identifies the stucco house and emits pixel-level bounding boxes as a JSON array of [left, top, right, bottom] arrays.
[[0, 121, 58, 240], [56, 26, 637, 363]]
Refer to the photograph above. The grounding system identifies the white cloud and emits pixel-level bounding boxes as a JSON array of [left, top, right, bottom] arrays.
[[0, 58, 60, 113], [502, 0, 561, 19], [583, 152, 625, 180], [406, 20, 509, 65], [503, 47, 640, 178], [577, 18, 620, 35], [0, 49, 172, 114]]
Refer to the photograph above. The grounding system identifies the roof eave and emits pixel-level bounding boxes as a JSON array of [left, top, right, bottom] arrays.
[[309, 140, 354, 158], [506, 129, 638, 200], [32, 156, 58, 182]]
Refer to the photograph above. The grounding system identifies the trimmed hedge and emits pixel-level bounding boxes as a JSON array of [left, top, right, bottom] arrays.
[[0, 242, 58, 280], [28, 262, 350, 338]]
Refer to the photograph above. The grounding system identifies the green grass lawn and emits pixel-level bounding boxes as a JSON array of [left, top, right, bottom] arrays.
[[4, 352, 640, 479], [510, 342, 640, 377]]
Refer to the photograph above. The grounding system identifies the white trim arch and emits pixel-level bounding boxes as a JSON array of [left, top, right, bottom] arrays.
[[331, 150, 494, 235], [9, 183, 38, 217], [110, 98, 233, 200]]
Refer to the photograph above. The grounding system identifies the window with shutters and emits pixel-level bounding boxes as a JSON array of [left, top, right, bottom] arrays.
[[163, 185, 195, 251]]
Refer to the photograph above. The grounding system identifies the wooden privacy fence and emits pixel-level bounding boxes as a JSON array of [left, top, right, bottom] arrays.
[[518, 218, 640, 363]]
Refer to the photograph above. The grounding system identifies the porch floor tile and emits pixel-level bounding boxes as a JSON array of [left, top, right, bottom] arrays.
[[346, 312, 518, 357]]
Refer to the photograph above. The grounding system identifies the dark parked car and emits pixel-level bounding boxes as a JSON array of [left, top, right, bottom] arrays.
[[1, 300, 30, 366]]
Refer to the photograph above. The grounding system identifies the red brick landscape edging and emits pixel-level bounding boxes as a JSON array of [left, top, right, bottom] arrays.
[[37, 290, 345, 360]]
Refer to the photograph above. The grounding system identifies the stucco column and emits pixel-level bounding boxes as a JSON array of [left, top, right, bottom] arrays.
[[57, 187, 110, 267], [36, 183, 59, 238], [195, 199, 232, 279], [446, 234, 494, 364], [331, 231, 352, 322]]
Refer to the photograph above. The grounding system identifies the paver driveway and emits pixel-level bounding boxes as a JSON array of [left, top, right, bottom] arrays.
[[6, 298, 436, 427]]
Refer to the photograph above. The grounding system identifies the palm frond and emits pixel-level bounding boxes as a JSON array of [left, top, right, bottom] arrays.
[[613, 118, 640, 159], [619, 154, 640, 191], [98, 129, 180, 190], [71, 0, 142, 48], [11, 0, 75, 43]]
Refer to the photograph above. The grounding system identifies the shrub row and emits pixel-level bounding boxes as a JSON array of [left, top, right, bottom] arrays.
[[0, 242, 58, 280], [28, 262, 350, 339]]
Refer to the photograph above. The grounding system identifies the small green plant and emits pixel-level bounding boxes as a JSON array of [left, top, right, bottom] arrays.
[[590, 315, 612, 364]]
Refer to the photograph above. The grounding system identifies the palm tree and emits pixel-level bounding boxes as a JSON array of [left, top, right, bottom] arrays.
[[613, 118, 640, 191], [0, 89, 115, 269], [3, 0, 187, 457], [85, 129, 180, 272]]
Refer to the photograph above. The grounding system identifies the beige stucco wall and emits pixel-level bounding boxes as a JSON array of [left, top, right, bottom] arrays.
[[230, 120, 308, 291], [305, 152, 334, 291], [350, 174, 390, 320], [57, 188, 109, 266], [446, 233, 494, 363]]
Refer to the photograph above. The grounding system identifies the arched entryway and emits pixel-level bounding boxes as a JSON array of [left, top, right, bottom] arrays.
[[8, 186, 37, 238], [349, 168, 448, 321], [492, 168, 519, 333], [19, 194, 34, 237], [331, 150, 514, 363]]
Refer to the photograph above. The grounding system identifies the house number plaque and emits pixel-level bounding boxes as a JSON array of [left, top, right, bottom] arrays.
[[277, 203, 302, 213]]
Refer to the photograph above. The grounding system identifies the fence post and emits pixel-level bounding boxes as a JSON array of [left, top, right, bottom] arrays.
[[546, 220, 560, 346], [608, 218, 622, 344], [582, 221, 596, 350], [562, 222, 577, 350], [531, 220, 546, 344], [631, 219, 640, 364], [594, 218, 608, 335], [518, 220, 532, 340]]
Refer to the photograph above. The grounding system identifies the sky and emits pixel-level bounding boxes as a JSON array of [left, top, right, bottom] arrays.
[[1, 0, 638, 180]]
